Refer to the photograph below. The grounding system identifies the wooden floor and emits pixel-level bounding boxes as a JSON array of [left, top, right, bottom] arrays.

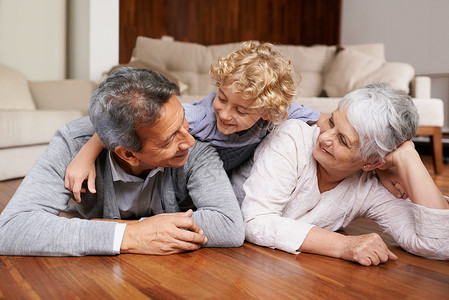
[[0, 155, 448, 299]]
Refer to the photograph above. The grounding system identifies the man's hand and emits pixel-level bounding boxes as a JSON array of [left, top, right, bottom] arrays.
[[340, 233, 398, 266], [120, 210, 208, 255]]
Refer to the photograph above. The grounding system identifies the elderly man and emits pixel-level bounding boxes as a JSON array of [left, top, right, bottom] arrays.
[[0, 68, 244, 256]]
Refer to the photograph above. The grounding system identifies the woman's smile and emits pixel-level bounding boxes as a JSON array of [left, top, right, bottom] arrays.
[[319, 142, 332, 156]]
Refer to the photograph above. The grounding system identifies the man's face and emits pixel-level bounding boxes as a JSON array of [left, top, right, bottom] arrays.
[[132, 95, 195, 170]]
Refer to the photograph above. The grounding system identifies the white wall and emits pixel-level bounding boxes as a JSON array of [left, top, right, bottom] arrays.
[[68, 0, 90, 79], [68, 0, 119, 81], [341, 0, 449, 131], [0, 0, 66, 80]]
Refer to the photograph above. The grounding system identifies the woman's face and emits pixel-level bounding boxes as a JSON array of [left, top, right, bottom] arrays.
[[213, 85, 266, 135], [312, 109, 365, 174]]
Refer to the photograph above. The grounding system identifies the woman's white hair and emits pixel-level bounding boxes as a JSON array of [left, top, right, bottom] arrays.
[[338, 82, 419, 163]]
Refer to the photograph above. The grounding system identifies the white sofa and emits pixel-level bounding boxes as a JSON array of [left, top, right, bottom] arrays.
[[0, 64, 96, 181], [128, 36, 444, 173]]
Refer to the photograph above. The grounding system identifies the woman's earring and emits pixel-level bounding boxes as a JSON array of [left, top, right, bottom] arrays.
[[363, 165, 366, 169]]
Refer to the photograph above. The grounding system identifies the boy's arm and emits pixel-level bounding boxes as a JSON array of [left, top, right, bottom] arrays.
[[312, 112, 329, 127], [287, 103, 325, 125], [64, 132, 104, 202]]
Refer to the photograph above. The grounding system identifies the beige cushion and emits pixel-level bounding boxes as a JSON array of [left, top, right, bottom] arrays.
[[29, 80, 95, 115], [105, 60, 188, 93], [323, 48, 415, 97], [132, 38, 395, 99], [0, 110, 82, 148], [344, 43, 385, 60], [132, 36, 243, 96], [276, 45, 336, 97], [277, 43, 385, 97], [0, 145, 50, 181], [0, 64, 36, 110]]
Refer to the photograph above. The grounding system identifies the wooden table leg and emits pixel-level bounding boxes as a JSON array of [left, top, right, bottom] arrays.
[[416, 126, 443, 174]]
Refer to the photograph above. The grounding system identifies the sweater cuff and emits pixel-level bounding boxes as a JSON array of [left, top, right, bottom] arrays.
[[113, 223, 127, 254]]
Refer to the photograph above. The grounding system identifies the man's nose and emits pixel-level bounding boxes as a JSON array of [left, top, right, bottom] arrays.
[[179, 129, 195, 150]]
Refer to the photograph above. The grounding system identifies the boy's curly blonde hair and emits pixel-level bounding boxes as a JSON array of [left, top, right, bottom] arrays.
[[210, 41, 297, 124]]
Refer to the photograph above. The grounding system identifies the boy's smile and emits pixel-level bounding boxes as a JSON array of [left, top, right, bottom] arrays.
[[213, 85, 266, 135]]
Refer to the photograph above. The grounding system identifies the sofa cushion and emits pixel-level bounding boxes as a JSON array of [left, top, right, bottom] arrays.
[[276, 43, 385, 97], [276, 44, 336, 97], [0, 64, 36, 110], [132, 36, 243, 96], [29, 80, 95, 115], [323, 48, 415, 97], [0, 144, 50, 181], [0, 110, 83, 148], [344, 43, 385, 60], [106, 60, 188, 93]]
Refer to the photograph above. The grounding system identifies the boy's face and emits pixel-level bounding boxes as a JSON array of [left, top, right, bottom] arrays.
[[213, 85, 267, 135]]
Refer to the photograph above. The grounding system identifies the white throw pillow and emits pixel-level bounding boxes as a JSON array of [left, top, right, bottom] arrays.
[[0, 64, 36, 110], [323, 48, 415, 97]]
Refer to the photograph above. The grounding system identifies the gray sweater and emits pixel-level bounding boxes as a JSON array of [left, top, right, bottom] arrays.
[[0, 117, 244, 256]]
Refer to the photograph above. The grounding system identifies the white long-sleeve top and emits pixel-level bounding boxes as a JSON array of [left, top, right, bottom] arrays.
[[233, 119, 449, 259]]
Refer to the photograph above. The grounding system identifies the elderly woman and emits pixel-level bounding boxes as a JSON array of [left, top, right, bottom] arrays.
[[232, 82, 449, 266]]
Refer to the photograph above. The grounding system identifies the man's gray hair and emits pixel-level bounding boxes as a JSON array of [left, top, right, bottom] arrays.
[[338, 82, 419, 163], [88, 67, 180, 152]]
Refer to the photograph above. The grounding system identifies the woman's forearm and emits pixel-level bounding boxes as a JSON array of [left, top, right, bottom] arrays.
[[298, 227, 344, 258], [391, 142, 448, 209], [299, 227, 397, 266]]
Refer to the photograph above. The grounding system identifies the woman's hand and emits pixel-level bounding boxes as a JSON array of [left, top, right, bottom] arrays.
[[382, 140, 416, 168], [299, 227, 397, 266], [375, 168, 408, 199], [375, 141, 415, 198], [340, 233, 398, 266], [381, 141, 448, 209]]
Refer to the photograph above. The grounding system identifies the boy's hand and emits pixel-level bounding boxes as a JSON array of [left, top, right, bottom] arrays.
[[313, 113, 330, 128], [64, 158, 97, 203]]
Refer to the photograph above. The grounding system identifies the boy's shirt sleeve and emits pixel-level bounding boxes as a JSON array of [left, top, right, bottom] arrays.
[[182, 92, 218, 140], [287, 103, 320, 123]]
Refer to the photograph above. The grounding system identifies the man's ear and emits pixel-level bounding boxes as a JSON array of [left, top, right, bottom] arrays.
[[114, 146, 140, 166], [261, 114, 269, 121], [362, 160, 385, 171]]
